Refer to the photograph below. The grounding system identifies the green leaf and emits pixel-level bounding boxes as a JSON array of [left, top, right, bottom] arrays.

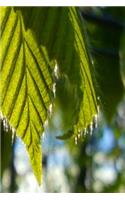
[[1, 7, 98, 184], [19, 7, 98, 140], [69, 8, 98, 138], [0, 7, 53, 184]]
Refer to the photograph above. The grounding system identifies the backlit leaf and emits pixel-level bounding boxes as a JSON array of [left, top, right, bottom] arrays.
[[0, 7, 53, 184], [19, 7, 98, 140], [0, 7, 98, 183]]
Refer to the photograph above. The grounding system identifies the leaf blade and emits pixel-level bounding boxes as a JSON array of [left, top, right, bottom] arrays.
[[0, 7, 53, 184]]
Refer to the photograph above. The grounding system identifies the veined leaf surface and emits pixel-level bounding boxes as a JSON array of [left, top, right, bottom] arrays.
[[19, 7, 98, 138], [0, 7, 53, 184], [0, 7, 98, 182]]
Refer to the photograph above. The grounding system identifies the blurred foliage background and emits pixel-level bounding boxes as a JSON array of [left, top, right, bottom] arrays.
[[1, 7, 125, 193]]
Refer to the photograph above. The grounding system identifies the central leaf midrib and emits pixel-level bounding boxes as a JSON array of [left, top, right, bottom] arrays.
[[24, 38, 51, 100]]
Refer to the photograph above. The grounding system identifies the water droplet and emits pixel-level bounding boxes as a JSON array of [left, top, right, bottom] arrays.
[[52, 83, 56, 97], [91, 59, 94, 65], [75, 136, 78, 145], [78, 129, 81, 138], [97, 105, 100, 114], [97, 96, 100, 101], [3, 118, 9, 132], [54, 61, 59, 78], [42, 132, 45, 141], [48, 104, 53, 116], [89, 122, 93, 135], [44, 120, 48, 129], [12, 128, 16, 144], [12, 127, 15, 134], [0, 112, 3, 120]]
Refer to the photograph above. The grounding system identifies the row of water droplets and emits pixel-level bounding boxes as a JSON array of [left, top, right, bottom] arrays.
[[0, 112, 16, 143], [43, 60, 101, 144], [47, 60, 59, 118], [74, 104, 100, 145]]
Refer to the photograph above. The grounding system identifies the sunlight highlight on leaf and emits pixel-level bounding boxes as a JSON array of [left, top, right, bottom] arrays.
[[0, 7, 53, 184], [0, 7, 98, 183], [69, 8, 98, 140], [18, 7, 98, 140]]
